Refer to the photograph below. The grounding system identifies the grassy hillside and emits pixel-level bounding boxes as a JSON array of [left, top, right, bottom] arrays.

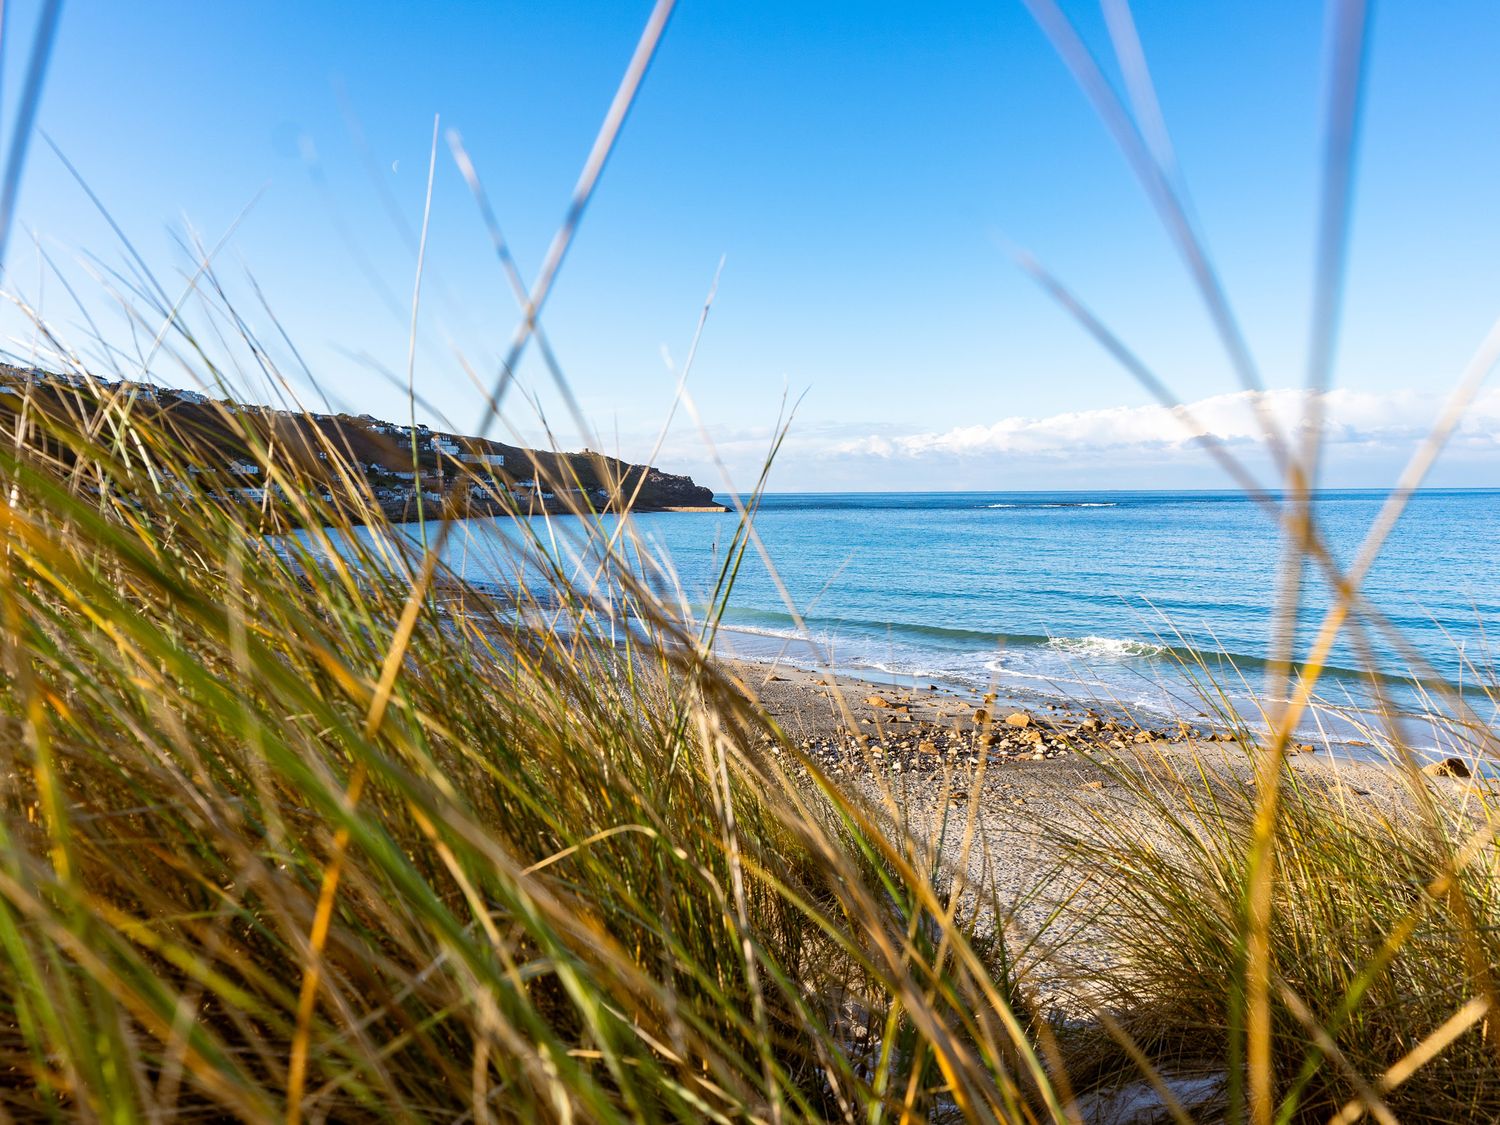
[[0, 363, 722, 523]]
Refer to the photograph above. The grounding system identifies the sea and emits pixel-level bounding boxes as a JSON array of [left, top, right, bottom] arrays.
[[389, 489, 1500, 754]]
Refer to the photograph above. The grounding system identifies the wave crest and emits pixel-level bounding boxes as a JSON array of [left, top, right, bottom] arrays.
[[1046, 635, 1166, 658], [984, 501, 1119, 509]]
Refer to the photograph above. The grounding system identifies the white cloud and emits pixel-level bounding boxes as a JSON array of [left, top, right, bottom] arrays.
[[630, 385, 1500, 492], [830, 386, 1500, 460]]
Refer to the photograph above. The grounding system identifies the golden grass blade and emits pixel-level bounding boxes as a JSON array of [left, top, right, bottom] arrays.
[[1328, 997, 1493, 1125]]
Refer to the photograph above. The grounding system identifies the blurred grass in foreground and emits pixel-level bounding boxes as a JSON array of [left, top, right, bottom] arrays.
[[3, 323, 1500, 1125], [4, 0, 1500, 1120], [0, 364, 1055, 1120]]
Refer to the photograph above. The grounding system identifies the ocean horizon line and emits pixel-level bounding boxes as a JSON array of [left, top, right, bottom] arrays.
[[714, 485, 1500, 497]]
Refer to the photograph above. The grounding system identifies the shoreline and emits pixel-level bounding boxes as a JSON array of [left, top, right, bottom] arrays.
[[719, 654, 1326, 777], [715, 654, 1479, 1007], [710, 620, 1488, 769]]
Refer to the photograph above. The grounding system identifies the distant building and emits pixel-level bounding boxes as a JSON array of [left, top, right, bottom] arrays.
[[226, 460, 260, 476], [458, 452, 505, 467]]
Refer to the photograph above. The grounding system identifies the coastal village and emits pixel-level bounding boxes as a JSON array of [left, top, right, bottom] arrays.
[[0, 364, 724, 519]]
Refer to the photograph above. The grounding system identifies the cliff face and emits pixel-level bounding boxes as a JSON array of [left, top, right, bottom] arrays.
[[0, 364, 726, 517], [635, 466, 719, 508]]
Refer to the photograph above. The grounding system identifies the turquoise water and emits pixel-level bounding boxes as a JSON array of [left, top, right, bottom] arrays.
[[405, 489, 1500, 744]]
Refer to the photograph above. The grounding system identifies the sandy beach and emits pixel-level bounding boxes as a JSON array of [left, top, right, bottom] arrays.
[[718, 656, 1468, 995]]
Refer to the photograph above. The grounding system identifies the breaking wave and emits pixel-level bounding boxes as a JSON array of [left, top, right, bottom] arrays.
[[1046, 635, 1167, 658], [983, 501, 1120, 509]]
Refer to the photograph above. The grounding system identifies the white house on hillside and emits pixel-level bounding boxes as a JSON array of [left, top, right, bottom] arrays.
[[459, 451, 505, 467]]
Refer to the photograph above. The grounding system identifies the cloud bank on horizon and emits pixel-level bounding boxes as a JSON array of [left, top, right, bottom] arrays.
[[654, 384, 1500, 493], [831, 387, 1499, 460]]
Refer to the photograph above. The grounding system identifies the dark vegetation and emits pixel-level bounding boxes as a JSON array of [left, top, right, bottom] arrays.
[[0, 362, 722, 523]]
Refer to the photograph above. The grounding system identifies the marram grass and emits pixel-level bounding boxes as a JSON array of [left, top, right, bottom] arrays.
[[5, 357, 1500, 1123], [0, 374, 1054, 1121], [1, 294, 1500, 1123], [2, 0, 1498, 1114]]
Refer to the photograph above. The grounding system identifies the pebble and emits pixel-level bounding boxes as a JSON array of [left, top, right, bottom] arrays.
[[761, 686, 1261, 795]]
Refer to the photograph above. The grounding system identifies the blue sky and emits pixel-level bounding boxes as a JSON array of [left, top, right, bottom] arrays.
[[6, 0, 1500, 490]]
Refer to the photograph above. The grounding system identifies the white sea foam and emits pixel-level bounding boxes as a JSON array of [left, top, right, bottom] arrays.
[[983, 658, 1107, 689], [1046, 635, 1167, 658], [986, 501, 1116, 508], [717, 621, 834, 648], [720, 623, 808, 641]]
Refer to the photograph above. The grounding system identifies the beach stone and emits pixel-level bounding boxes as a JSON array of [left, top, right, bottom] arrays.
[[1005, 712, 1031, 728], [972, 708, 989, 725], [865, 695, 894, 708], [918, 740, 939, 755], [1423, 756, 1472, 779]]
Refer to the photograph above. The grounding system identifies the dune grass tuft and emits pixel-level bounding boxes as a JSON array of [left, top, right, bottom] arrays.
[[0, 366, 1057, 1121]]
